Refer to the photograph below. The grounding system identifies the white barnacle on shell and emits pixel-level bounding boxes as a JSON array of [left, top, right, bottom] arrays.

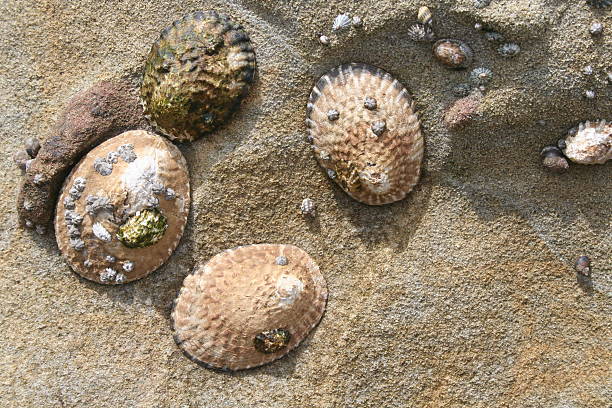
[[100, 268, 117, 282], [93, 157, 113, 176], [123, 261, 134, 272], [275, 256, 288, 266], [92, 222, 112, 242], [121, 153, 165, 213], [117, 144, 137, 162], [332, 13, 351, 31], [275, 274, 304, 306]]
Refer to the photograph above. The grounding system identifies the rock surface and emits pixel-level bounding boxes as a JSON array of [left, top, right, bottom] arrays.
[[0, 1, 610, 407]]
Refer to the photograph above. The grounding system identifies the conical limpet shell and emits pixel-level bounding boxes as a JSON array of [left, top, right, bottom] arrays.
[[55, 130, 190, 284], [140, 11, 256, 142], [172, 244, 328, 371], [562, 120, 611, 165], [306, 63, 424, 205]]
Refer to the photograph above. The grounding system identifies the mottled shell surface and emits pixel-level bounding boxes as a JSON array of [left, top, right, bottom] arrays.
[[433, 39, 474, 69], [55, 130, 190, 284], [306, 63, 424, 205], [562, 120, 611, 164], [140, 11, 256, 142], [172, 244, 328, 371]]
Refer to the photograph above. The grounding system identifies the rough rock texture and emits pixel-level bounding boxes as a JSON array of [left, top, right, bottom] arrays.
[[0, 1, 610, 407], [16, 80, 149, 230]]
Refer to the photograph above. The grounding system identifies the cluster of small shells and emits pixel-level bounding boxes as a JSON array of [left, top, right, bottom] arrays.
[[319, 12, 363, 45]]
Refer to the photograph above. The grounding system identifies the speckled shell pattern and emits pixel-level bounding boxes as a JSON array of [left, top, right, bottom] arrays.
[[140, 11, 256, 142], [172, 244, 328, 371], [55, 130, 190, 284], [563, 120, 611, 164], [306, 63, 424, 205]]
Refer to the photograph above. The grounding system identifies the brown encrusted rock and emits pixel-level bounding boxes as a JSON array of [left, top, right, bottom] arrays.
[[172, 244, 327, 371], [306, 63, 424, 205], [443, 93, 482, 129], [140, 11, 257, 142], [17, 80, 149, 232], [54, 130, 190, 285]]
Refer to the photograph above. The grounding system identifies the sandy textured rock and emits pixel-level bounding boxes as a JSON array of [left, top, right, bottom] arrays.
[[0, 1, 610, 407]]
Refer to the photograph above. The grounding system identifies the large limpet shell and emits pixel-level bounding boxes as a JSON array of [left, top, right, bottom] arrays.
[[172, 244, 328, 371], [562, 120, 611, 165], [140, 11, 256, 142], [306, 63, 424, 205], [55, 130, 190, 284]]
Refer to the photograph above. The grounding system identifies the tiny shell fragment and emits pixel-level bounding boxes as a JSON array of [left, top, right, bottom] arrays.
[[306, 63, 424, 205], [55, 130, 190, 284], [172, 244, 327, 370]]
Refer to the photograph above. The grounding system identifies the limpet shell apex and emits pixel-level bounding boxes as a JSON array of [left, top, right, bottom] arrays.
[[140, 11, 256, 142], [172, 244, 327, 371], [306, 63, 424, 205], [55, 130, 190, 284]]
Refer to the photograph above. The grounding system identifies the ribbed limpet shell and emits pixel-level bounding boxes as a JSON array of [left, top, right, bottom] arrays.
[[140, 11, 256, 142], [306, 63, 424, 205], [172, 244, 328, 371], [55, 130, 190, 284]]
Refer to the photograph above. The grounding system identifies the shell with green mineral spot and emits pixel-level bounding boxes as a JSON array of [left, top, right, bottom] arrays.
[[117, 208, 168, 248], [140, 10, 257, 142]]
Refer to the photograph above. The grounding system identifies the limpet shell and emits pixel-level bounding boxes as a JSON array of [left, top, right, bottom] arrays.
[[306, 63, 424, 205], [433, 39, 474, 69], [172, 244, 327, 371], [140, 11, 256, 142], [562, 120, 611, 164], [55, 130, 190, 284]]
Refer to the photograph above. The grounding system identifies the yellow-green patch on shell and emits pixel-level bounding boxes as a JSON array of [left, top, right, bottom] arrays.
[[140, 11, 256, 142], [55, 130, 190, 284], [172, 244, 327, 371], [306, 63, 424, 205]]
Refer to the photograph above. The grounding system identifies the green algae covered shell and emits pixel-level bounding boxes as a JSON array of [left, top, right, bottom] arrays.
[[140, 11, 256, 142], [117, 208, 168, 248]]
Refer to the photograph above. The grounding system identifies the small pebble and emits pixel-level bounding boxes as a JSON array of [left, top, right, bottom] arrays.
[[585, 90, 595, 99], [540, 146, 569, 173], [452, 83, 472, 98], [574, 256, 591, 277], [24, 137, 41, 158], [351, 16, 363, 27], [498, 43, 520, 57], [13, 150, 30, 171], [474, 23, 483, 31], [589, 22, 603, 36], [583, 66, 593, 75], [275, 256, 288, 266], [300, 198, 316, 217], [319, 35, 330, 45]]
